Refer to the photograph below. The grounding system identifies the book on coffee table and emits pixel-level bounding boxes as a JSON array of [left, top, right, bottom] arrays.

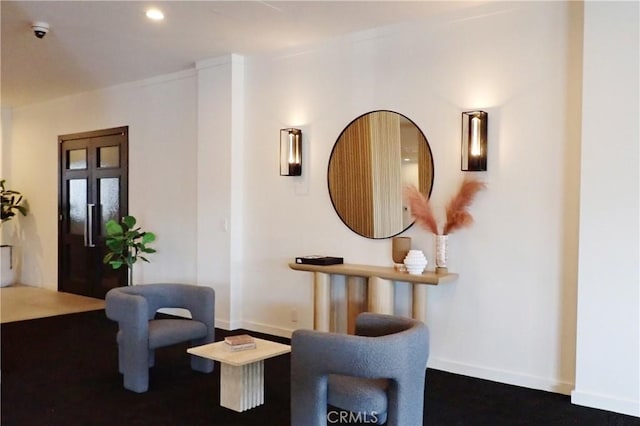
[[224, 334, 256, 351]]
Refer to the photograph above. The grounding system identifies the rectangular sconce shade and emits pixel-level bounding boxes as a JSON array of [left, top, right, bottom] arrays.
[[461, 111, 488, 171], [280, 128, 302, 176]]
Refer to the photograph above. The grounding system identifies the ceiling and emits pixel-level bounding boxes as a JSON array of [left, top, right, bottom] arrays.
[[1, 1, 482, 109]]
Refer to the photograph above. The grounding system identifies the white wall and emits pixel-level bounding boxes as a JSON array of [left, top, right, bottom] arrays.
[[7, 70, 199, 287], [572, 2, 639, 417], [0, 108, 11, 179], [242, 1, 582, 394]]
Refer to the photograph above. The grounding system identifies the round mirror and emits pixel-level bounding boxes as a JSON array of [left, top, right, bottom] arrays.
[[328, 110, 434, 239]]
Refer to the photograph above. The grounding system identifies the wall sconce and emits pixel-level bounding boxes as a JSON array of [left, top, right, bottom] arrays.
[[280, 128, 302, 176], [461, 111, 488, 171]]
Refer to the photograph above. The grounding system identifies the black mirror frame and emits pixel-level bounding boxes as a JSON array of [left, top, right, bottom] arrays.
[[327, 110, 435, 239]]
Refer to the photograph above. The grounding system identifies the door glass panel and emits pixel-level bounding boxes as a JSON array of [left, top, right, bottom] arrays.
[[69, 179, 87, 235], [99, 178, 120, 235], [68, 149, 87, 170], [98, 146, 119, 168]]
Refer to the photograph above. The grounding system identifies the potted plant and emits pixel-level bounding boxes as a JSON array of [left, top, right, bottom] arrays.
[[404, 177, 486, 273], [103, 215, 156, 286], [1, 179, 28, 287]]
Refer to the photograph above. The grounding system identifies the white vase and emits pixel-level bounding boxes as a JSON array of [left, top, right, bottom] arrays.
[[403, 249, 428, 275], [435, 234, 448, 273]]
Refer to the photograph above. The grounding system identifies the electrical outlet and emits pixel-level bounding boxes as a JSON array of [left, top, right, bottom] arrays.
[[291, 308, 298, 323]]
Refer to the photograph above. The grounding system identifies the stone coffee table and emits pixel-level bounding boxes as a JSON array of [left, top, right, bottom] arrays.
[[187, 337, 291, 412]]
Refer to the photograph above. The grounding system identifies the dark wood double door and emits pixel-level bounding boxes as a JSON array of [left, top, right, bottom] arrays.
[[58, 127, 128, 298]]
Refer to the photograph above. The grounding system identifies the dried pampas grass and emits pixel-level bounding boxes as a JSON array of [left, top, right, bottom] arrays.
[[404, 185, 439, 234], [443, 177, 486, 234], [404, 177, 486, 235]]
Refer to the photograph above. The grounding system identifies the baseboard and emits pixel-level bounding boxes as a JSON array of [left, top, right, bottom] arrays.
[[428, 357, 574, 395], [157, 310, 242, 331], [214, 318, 243, 331], [571, 389, 640, 417], [238, 320, 294, 339], [158, 311, 278, 335], [158, 308, 191, 318]]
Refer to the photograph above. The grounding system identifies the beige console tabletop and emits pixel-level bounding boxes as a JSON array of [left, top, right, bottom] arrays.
[[188, 338, 291, 412], [289, 262, 458, 332]]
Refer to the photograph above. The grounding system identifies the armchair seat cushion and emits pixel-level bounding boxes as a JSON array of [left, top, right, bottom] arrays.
[[148, 319, 208, 349], [328, 374, 389, 414]]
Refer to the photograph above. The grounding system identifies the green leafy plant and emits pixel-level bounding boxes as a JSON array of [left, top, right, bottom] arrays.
[[103, 215, 156, 285], [1, 179, 27, 224]]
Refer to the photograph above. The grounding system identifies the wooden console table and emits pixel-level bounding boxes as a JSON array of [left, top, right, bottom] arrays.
[[289, 262, 457, 332]]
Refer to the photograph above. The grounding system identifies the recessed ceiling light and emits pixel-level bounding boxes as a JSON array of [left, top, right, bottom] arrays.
[[146, 8, 164, 21]]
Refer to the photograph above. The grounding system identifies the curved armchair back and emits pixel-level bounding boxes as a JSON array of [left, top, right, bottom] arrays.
[[106, 283, 214, 322], [291, 313, 429, 426]]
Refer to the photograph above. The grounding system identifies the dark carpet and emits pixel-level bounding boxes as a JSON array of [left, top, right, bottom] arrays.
[[1, 310, 638, 426]]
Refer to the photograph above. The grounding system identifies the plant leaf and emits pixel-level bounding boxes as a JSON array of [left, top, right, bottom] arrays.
[[105, 220, 123, 236], [122, 216, 136, 229], [142, 232, 156, 243], [106, 239, 124, 252]]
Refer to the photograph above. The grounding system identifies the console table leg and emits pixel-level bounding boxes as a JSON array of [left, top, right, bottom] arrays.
[[314, 272, 331, 332], [347, 276, 367, 334], [368, 276, 394, 314], [412, 284, 428, 323]]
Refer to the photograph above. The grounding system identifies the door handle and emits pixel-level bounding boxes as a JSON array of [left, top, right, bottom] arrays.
[[86, 204, 96, 248]]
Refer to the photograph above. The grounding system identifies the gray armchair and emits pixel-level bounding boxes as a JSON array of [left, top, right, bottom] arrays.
[[291, 313, 429, 426], [105, 283, 215, 393]]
